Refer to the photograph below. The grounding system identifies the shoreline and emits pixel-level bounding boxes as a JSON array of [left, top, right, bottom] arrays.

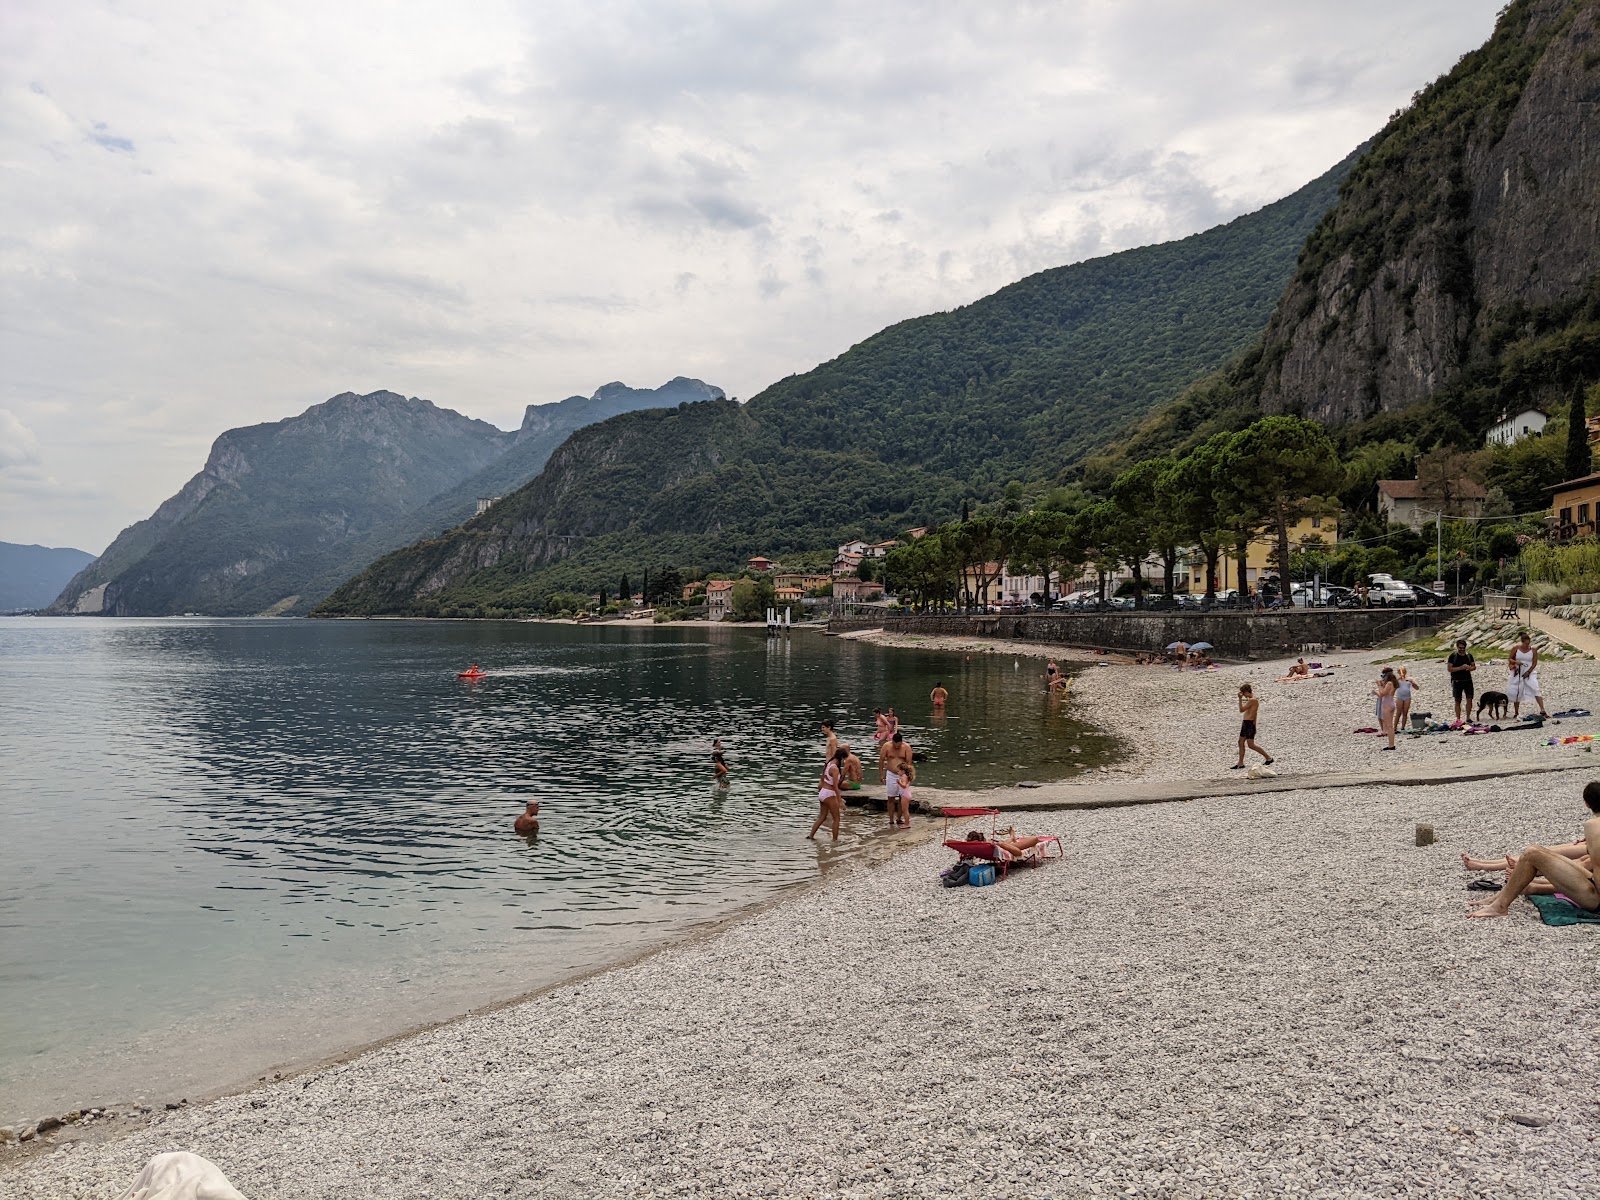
[[11, 767, 1599, 1197], [0, 818, 941, 1156]]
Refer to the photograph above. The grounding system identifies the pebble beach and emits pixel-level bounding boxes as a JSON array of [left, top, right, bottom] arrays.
[[6, 632, 1600, 1198]]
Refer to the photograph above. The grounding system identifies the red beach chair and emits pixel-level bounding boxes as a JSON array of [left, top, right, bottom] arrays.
[[941, 806, 1063, 878]]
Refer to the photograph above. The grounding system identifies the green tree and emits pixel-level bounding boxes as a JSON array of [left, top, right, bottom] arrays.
[[856, 557, 879, 583], [1164, 435, 1233, 600], [1009, 510, 1078, 607], [619, 572, 631, 603], [730, 576, 775, 621], [1111, 457, 1179, 603], [1566, 389, 1592, 481], [650, 566, 684, 605], [1227, 416, 1343, 591]]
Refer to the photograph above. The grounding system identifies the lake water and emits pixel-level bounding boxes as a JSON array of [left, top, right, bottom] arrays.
[[0, 617, 1112, 1122]]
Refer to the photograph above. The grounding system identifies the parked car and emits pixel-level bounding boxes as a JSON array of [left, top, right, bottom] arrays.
[[1369, 577, 1418, 606], [1409, 584, 1450, 606], [1316, 585, 1354, 608]]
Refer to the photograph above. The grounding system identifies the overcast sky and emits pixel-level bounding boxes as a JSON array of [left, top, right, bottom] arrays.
[[2, 0, 1506, 553]]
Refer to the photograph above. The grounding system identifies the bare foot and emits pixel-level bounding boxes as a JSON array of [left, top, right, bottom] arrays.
[[1462, 854, 1510, 872], [1466, 906, 1509, 919]]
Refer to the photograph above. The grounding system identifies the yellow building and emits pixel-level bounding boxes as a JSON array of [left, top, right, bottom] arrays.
[[1209, 513, 1338, 593], [1550, 471, 1600, 539]]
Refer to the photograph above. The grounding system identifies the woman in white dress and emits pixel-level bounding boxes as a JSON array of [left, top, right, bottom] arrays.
[[1506, 632, 1549, 719]]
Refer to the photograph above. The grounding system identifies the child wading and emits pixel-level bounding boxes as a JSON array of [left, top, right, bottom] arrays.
[[1232, 683, 1273, 770]]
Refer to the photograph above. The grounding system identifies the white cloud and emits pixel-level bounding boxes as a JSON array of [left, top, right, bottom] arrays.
[[0, 0, 1508, 551]]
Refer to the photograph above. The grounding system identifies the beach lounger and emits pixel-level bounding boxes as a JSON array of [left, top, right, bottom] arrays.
[[941, 806, 1063, 878]]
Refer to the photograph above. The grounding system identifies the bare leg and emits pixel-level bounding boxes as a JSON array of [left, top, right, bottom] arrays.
[[1382, 707, 1396, 748], [1461, 853, 1512, 872], [1468, 845, 1600, 917], [1235, 736, 1246, 768], [807, 803, 826, 840], [827, 797, 842, 841], [1245, 737, 1272, 764]]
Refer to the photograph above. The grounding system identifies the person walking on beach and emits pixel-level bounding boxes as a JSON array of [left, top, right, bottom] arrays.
[[808, 747, 849, 842], [1231, 683, 1273, 769], [1394, 667, 1419, 732], [930, 682, 948, 709], [1447, 639, 1476, 721], [1375, 667, 1398, 750], [1507, 631, 1549, 719]]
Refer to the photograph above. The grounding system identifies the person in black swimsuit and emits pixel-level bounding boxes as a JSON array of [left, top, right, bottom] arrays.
[[1232, 683, 1273, 770], [1447, 639, 1476, 721]]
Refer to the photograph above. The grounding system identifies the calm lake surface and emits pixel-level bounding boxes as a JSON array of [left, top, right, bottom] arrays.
[[0, 617, 1113, 1121]]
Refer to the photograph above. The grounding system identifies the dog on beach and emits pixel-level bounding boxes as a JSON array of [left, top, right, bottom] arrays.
[[1476, 691, 1509, 721]]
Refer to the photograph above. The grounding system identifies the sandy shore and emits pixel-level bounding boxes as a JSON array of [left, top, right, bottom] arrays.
[[8, 626, 1600, 1198]]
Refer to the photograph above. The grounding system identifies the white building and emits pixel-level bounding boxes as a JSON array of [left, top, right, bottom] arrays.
[[475, 496, 502, 515], [1486, 408, 1546, 446], [835, 538, 896, 559], [999, 566, 1059, 605]]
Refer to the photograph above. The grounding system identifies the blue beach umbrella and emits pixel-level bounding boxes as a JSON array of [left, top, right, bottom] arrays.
[[1188, 642, 1213, 652]]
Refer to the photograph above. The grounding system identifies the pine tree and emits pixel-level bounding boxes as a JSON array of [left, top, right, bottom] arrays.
[[1565, 391, 1591, 481], [619, 573, 631, 601]]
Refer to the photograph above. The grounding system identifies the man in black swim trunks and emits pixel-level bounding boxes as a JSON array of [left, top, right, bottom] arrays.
[[1232, 683, 1272, 770], [1447, 638, 1476, 721]]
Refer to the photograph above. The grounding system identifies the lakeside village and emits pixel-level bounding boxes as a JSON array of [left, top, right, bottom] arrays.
[[537, 407, 1600, 625]]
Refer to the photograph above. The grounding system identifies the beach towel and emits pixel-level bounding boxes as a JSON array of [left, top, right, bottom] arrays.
[[1551, 709, 1591, 718], [1529, 895, 1600, 927]]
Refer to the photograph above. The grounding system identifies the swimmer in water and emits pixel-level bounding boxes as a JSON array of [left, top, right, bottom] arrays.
[[514, 800, 540, 837], [930, 682, 948, 708], [712, 739, 730, 784]]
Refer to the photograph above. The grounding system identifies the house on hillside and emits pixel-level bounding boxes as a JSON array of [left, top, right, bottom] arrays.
[[746, 556, 777, 573], [903, 526, 929, 540], [705, 579, 735, 620], [865, 539, 897, 557], [836, 538, 895, 559], [775, 584, 804, 603], [1378, 479, 1486, 531], [832, 553, 863, 578], [1486, 408, 1547, 446], [836, 539, 870, 558], [1549, 471, 1600, 539]]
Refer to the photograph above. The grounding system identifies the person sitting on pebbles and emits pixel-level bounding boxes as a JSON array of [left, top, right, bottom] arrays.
[[1467, 782, 1600, 918], [514, 800, 541, 837]]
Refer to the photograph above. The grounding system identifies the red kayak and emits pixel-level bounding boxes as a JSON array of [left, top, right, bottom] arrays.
[[457, 667, 487, 679]]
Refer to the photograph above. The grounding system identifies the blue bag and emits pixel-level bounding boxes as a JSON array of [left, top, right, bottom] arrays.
[[968, 862, 996, 887]]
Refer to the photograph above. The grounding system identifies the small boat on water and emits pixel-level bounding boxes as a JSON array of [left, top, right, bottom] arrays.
[[457, 664, 487, 679]]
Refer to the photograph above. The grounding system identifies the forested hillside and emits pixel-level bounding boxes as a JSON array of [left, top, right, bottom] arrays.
[[317, 152, 1358, 615]]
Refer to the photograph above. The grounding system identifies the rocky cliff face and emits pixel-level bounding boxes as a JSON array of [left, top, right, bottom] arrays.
[[1259, 0, 1600, 424]]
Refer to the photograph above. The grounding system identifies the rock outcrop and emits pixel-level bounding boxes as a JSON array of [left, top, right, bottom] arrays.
[[1257, 0, 1600, 425]]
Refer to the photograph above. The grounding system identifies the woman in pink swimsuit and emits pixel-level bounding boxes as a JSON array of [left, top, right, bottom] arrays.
[[808, 747, 849, 842]]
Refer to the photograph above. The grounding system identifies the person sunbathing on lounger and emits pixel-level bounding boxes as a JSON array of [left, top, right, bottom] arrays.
[[1467, 782, 1600, 918], [965, 829, 1049, 860]]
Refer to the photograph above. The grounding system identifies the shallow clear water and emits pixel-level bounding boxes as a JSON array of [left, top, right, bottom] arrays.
[[0, 617, 1112, 1121]]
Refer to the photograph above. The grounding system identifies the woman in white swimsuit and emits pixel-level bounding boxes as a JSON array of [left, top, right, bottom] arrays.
[[1506, 632, 1548, 719], [1394, 666, 1419, 731], [808, 747, 849, 842]]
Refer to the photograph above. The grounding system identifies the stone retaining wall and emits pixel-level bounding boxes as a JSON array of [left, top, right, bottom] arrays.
[[828, 607, 1464, 659]]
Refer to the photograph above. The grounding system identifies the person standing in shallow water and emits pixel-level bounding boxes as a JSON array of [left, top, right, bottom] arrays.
[[930, 682, 948, 709], [1231, 684, 1272, 769], [808, 747, 849, 842]]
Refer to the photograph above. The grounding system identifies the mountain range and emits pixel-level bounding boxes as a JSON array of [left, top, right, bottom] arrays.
[[0, 542, 96, 613], [313, 147, 1359, 616], [48, 378, 723, 616]]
